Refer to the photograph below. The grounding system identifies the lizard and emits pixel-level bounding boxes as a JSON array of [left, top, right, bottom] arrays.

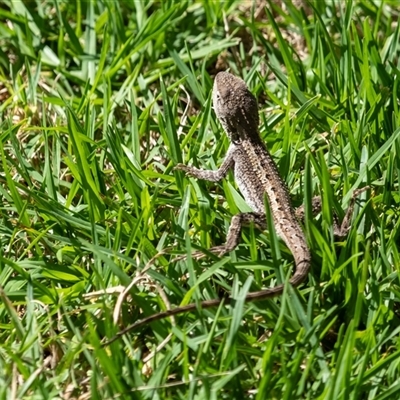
[[104, 72, 367, 344]]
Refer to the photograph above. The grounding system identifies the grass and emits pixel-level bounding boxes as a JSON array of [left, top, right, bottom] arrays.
[[0, 0, 400, 398]]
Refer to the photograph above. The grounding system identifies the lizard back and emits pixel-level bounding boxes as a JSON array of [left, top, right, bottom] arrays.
[[213, 72, 311, 284]]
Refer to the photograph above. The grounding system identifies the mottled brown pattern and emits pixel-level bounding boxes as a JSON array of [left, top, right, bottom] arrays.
[[179, 72, 311, 291], [105, 73, 368, 342]]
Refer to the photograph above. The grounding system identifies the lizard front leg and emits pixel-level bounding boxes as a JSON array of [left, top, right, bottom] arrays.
[[174, 144, 236, 182]]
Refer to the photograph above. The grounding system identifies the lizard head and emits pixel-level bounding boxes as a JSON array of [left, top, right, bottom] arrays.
[[212, 72, 259, 143]]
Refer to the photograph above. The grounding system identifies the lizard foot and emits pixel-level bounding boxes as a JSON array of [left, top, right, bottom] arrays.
[[172, 245, 230, 262]]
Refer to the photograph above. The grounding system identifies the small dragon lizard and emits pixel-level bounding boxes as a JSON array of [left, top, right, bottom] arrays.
[[105, 72, 367, 344]]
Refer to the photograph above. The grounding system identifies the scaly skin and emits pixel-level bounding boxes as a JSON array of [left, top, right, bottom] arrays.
[[104, 73, 368, 345]]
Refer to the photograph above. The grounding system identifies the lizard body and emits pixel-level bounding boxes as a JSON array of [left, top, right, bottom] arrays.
[[105, 73, 367, 344]]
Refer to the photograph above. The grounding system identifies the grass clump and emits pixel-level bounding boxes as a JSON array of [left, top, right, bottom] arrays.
[[0, 1, 399, 399]]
